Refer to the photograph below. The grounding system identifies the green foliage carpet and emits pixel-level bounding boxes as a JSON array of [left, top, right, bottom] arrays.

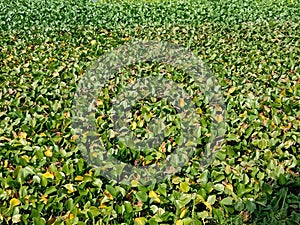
[[0, 0, 299, 224]]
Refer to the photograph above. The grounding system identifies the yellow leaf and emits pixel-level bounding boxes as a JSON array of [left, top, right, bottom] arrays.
[[197, 108, 203, 115], [96, 99, 103, 106], [100, 203, 107, 209], [7, 55, 13, 61], [128, 77, 135, 84], [204, 201, 212, 213], [43, 172, 54, 179], [159, 142, 166, 153], [4, 160, 8, 168], [179, 98, 185, 107], [64, 111, 70, 118], [44, 148, 53, 157], [149, 190, 160, 203], [131, 121, 137, 130], [142, 160, 152, 166], [21, 155, 30, 162], [180, 208, 187, 218], [52, 71, 59, 77], [224, 183, 234, 192], [225, 164, 231, 174], [148, 190, 158, 198], [104, 190, 113, 200], [41, 194, 48, 204], [179, 181, 190, 193], [275, 98, 281, 103], [214, 115, 223, 123], [239, 111, 247, 118], [71, 135, 77, 141], [215, 104, 223, 112], [134, 217, 146, 225], [90, 40, 97, 45], [131, 180, 140, 187], [10, 198, 21, 208], [228, 86, 236, 95], [175, 220, 184, 225], [172, 176, 182, 184], [19, 132, 27, 139], [75, 176, 83, 181], [68, 213, 74, 220], [92, 152, 99, 157], [64, 184, 75, 193], [195, 194, 205, 204]]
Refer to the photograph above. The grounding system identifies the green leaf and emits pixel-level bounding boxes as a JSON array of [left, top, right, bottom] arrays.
[[262, 183, 273, 195], [207, 195, 216, 205], [45, 186, 57, 195], [215, 150, 226, 161], [245, 200, 256, 212], [212, 208, 224, 224], [234, 199, 244, 211], [278, 174, 287, 185], [199, 170, 209, 185], [136, 191, 148, 202], [220, 197, 233, 206], [89, 206, 100, 217], [66, 198, 74, 211]]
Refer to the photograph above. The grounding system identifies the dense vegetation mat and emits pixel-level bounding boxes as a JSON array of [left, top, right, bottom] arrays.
[[0, 0, 299, 224]]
